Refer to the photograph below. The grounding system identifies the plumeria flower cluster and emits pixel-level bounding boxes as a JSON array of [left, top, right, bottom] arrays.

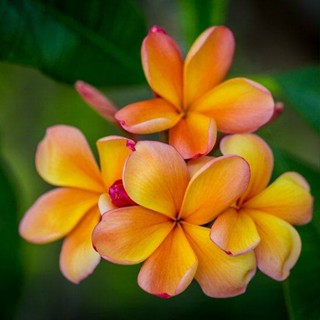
[[19, 25, 313, 298]]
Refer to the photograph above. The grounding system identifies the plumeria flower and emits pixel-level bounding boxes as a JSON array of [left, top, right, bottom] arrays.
[[92, 140, 256, 298], [210, 134, 313, 280], [19, 125, 134, 283], [115, 25, 274, 159]]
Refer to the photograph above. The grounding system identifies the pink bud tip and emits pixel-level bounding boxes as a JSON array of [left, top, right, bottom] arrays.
[[156, 293, 171, 299], [75, 81, 92, 98], [274, 102, 284, 115], [148, 25, 166, 35], [109, 179, 136, 208], [269, 102, 284, 123], [126, 140, 136, 151]]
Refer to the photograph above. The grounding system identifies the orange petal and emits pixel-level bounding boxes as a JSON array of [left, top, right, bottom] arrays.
[[244, 172, 313, 225], [36, 125, 104, 193], [142, 29, 183, 109], [183, 223, 256, 298], [60, 207, 101, 284], [124, 141, 189, 218], [210, 208, 260, 256], [92, 206, 173, 264], [191, 78, 274, 133], [138, 224, 197, 297], [19, 188, 99, 243], [169, 112, 217, 159], [221, 134, 273, 201], [75, 80, 118, 123], [97, 136, 134, 188], [180, 155, 250, 225], [115, 98, 181, 134], [184, 26, 235, 106], [187, 156, 214, 179], [246, 210, 301, 280]]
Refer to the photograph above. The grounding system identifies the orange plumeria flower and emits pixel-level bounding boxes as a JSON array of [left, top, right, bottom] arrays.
[[92, 140, 256, 298], [115, 26, 274, 159], [19, 125, 135, 283], [209, 134, 313, 280]]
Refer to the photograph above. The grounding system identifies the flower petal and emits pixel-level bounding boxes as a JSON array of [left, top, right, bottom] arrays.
[[169, 112, 217, 159], [191, 78, 274, 133], [19, 188, 99, 243], [142, 29, 183, 109], [115, 98, 181, 134], [210, 208, 260, 256], [138, 224, 198, 297], [36, 125, 104, 192], [180, 155, 250, 225], [221, 134, 273, 201], [246, 209, 301, 280], [187, 156, 214, 179], [184, 26, 235, 106], [124, 141, 189, 218], [60, 207, 101, 284], [97, 136, 134, 188], [92, 206, 173, 264], [183, 223, 256, 298], [244, 172, 313, 225]]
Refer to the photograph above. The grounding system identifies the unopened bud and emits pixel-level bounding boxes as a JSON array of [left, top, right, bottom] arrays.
[[108, 179, 136, 208], [75, 80, 118, 123]]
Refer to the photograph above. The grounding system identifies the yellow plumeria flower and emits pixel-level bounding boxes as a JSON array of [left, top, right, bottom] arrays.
[[115, 26, 274, 159], [93, 141, 256, 298], [210, 134, 313, 280], [19, 125, 134, 283]]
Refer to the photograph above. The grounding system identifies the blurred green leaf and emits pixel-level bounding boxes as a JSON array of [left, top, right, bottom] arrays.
[[69, 263, 289, 320], [178, 0, 229, 46], [0, 157, 23, 319], [273, 148, 320, 320], [274, 66, 320, 135], [0, 0, 146, 86]]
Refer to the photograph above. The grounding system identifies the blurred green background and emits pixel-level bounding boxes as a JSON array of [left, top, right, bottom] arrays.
[[0, 0, 319, 319]]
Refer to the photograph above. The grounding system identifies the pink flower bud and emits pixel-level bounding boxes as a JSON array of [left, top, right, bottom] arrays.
[[108, 179, 136, 208], [75, 80, 118, 123], [269, 102, 284, 123]]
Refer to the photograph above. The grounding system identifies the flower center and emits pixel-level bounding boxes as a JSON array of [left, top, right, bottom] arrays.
[[230, 203, 240, 210], [108, 179, 136, 208], [230, 197, 244, 211]]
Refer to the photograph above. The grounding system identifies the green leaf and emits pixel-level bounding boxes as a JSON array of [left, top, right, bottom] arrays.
[[0, 0, 147, 86], [178, 0, 229, 46], [272, 148, 320, 320], [0, 157, 23, 319], [274, 66, 320, 135]]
